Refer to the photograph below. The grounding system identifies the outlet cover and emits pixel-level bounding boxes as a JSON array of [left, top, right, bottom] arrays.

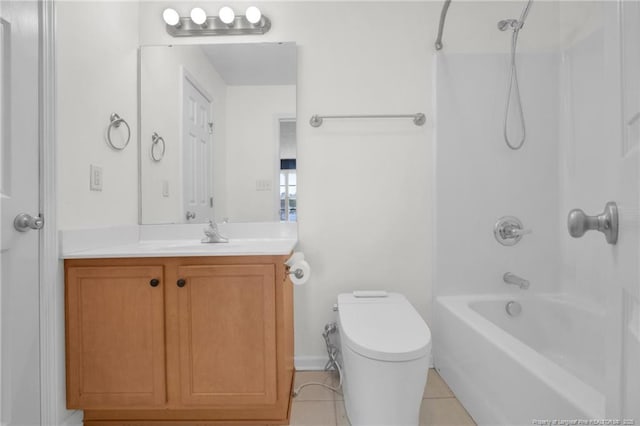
[[162, 180, 169, 197], [256, 179, 272, 191], [90, 165, 103, 191]]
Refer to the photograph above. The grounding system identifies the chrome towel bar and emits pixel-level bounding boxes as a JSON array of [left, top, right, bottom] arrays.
[[309, 113, 426, 128]]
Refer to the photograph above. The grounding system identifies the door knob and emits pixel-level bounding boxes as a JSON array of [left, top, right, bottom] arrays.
[[186, 211, 196, 220], [567, 201, 618, 245], [14, 213, 44, 232]]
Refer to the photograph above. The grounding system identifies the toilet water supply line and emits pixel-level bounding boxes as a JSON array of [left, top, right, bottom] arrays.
[[292, 322, 344, 397]]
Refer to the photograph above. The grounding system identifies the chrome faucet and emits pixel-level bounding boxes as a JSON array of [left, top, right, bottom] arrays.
[[201, 219, 229, 244], [503, 272, 529, 289], [494, 216, 532, 246]]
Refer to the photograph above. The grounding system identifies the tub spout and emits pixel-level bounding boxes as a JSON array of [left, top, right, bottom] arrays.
[[503, 272, 529, 289]]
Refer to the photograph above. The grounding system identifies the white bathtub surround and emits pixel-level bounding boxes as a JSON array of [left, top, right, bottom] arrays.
[[60, 222, 297, 259], [435, 295, 604, 425], [432, 3, 636, 424]]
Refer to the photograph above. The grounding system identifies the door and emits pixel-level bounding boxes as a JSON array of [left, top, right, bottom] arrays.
[[65, 265, 166, 408], [182, 73, 214, 223], [606, 2, 640, 421], [174, 264, 277, 406], [0, 1, 41, 424]]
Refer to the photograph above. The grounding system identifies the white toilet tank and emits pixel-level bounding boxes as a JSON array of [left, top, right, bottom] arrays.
[[336, 292, 431, 426]]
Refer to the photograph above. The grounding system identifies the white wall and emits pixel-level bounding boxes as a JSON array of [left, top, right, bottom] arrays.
[[57, 1, 140, 229], [140, 45, 228, 224], [225, 85, 295, 222]]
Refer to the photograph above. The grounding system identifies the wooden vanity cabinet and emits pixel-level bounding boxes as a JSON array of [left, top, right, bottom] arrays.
[[65, 265, 167, 408], [65, 255, 295, 426]]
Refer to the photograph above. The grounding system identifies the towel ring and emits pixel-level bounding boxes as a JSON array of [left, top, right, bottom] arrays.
[[151, 132, 166, 162], [106, 113, 131, 150]]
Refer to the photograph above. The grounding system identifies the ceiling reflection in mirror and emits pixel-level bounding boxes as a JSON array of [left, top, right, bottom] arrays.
[[139, 42, 297, 224]]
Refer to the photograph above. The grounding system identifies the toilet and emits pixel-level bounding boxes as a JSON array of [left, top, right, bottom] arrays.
[[336, 291, 431, 426]]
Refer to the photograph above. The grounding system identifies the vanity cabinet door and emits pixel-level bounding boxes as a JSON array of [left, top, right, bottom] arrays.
[[173, 264, 277, 407], [65, 265, 166, 409]]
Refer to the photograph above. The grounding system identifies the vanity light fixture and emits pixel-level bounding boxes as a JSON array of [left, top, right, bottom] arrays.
[[245, 6, 262, 25], [190, 7, 208, 26], [163, 5, 271, 37], [218, 6, 235, 25], [162, 8, 181, 27]]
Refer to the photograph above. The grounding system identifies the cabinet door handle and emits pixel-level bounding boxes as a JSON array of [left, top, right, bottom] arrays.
[[150, 278, 160, 287], [177, 278, 186, 288]]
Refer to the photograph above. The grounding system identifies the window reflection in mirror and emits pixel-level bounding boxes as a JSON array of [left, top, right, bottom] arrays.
[[279, 118, 296, 222]]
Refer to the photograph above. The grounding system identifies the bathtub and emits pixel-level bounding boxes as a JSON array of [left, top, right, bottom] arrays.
[[434, 294, 605, 426]]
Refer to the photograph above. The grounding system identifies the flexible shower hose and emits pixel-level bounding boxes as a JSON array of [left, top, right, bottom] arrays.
[[503, 27, 526, 150]]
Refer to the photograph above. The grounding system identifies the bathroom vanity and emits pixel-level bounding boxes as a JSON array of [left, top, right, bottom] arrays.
[[62, 228, 296, 425]]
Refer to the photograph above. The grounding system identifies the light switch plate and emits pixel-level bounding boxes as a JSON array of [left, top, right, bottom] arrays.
[[90, 165, 103, 191]]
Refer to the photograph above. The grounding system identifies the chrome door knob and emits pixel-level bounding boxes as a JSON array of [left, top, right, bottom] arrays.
[[14, 213, 44, 232], [567, 201, 618, 245]]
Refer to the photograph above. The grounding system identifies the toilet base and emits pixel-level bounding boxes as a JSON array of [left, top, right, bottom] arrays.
[[341, 343, 429, 426]]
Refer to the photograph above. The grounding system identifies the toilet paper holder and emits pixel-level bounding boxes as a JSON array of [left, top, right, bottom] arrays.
[[284, 252, 311, 285], [286, 265, 305, 279]]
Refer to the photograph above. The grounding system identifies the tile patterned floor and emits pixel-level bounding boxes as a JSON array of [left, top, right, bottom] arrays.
[[290, 369, 476, 426]]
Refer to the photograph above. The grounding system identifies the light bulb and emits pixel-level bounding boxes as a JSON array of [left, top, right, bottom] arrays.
[[245, 6, 261, 24], [162, 8, 181, 26], [219, 6, 235, 25], [190, 7, 207, 25]]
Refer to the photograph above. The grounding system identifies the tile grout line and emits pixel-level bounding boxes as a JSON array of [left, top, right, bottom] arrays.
[[423, 395, 457, 400]]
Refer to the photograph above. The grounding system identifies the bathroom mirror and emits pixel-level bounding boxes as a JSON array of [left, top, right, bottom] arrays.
[[139, 42, 297, 224]]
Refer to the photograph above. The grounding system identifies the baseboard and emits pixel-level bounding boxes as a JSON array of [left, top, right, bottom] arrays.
[[294, 356, 329, 371]]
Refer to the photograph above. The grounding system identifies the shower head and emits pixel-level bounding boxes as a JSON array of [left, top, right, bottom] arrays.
[[498, 0, 533, 32]]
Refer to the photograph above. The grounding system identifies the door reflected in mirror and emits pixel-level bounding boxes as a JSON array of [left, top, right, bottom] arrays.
[[139, 42, 297, 224]]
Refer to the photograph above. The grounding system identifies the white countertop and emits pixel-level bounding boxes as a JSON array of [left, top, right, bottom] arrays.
[[60, 223, 298, 259], [62, 238, 298, 259]]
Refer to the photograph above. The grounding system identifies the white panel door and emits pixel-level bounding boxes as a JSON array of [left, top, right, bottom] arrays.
[[182, 75, 214, 223], [0, 1, 41, 425], [605, 2, 640, 422]]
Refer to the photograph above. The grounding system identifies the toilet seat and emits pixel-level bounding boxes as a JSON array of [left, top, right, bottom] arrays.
[[337, 292, 431, 362]]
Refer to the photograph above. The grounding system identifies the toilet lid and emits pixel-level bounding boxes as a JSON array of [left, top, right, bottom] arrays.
[[337, 293, 431, 362]]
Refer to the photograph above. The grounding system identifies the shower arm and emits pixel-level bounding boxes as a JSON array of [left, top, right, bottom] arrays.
[[435, 0, 452, 51]]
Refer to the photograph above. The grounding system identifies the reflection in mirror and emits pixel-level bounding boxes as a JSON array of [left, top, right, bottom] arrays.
[[139, 42, 297, 224], [279, 118, 296, 221]]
